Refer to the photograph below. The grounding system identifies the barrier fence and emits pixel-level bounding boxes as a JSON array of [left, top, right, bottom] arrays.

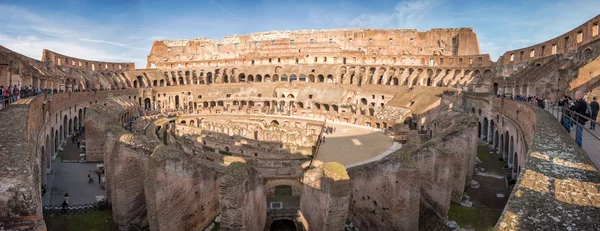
[[543, 103, 600, 168], [267, 207, 300, 217], [42, 200, 110, 215]]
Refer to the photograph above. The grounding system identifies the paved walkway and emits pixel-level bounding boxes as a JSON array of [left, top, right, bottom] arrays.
[[43, 131, 105, 206], [545, 105, 600, 169], [316, 122, 395, 166]]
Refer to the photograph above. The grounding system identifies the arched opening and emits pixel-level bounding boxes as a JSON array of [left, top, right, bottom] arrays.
[[144, 98, 151, 110], [159, 79, 165, 87], [299, 74, 306, 82], [493, 82, 499, 95], [504, 131, 509, 160], [290, 74, 297, 82], [274, 185, 293, 196], [318, 74, 324, 82], [175, 95, 180, 109], [509, 136, 514, 167], [133, 80, 138, 88], [280, 74, 288, 82], [478, 122, 481, 138], [248, 75, 254, 82], [270, 219, 297, 231], [136, 76, 144, 87], [513, 152, 519, 178], [207, 72, 213, 84], [360, 98, 368, 105], [179, 77, 184, 85], [482, 118, 488, 140]]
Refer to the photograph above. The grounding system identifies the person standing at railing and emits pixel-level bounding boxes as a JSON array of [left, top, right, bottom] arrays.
[[12, 85, 19, 102], [3, 86, 9, 107], [590, 97, 599, 130], [569, 90, 589, 125]]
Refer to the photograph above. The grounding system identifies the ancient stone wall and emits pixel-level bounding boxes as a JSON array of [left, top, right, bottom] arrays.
[[300, 162, 350, 231], [497, 15, 600, 65], [347, 150, 420, 231], [218, 162, 266, 231], [346, 112, 476, 230], [41, 49, 135, 71], [494, 102, 600, 230], [147, 28, 482, 69], [145, 145, 219, 231]]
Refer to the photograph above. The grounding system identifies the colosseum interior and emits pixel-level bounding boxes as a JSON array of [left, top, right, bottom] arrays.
[[1, 12, 600, 231]]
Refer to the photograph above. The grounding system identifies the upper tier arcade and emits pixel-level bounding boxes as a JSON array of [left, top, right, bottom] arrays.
[[147, 28, 482, 69], [497, 14, 600, 66], [42, 49, 135, 72]]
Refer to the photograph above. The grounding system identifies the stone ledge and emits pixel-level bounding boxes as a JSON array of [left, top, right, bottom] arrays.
[[497, 103, 600, 230]]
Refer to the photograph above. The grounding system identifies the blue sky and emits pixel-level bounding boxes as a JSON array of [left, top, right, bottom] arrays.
[[0, 0, 597, 68]]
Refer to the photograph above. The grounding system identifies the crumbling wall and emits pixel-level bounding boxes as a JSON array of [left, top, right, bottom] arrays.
[[347, 113, 477, 230], [300, 162, 350, 231], [104, 128, 156, 229], [218, 162, 266, 231], [347, 153, 420, 231], [85, 97, 156, 230], [415, 114, 477, 214], [496, 103, 600, 230], [145, 145, 219, 231]]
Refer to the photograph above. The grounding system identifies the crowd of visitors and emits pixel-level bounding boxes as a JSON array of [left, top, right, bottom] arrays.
[[0, 85, 44, 108], [443, 89, 459, 95], [510, 95, 547, 109]]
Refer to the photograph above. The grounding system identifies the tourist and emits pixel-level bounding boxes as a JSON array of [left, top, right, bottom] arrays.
[[88, 170, 94, 183], [590, 96, 599, 130], [0, 86, 4, 109], [41, 184, 46, 197], [3, 86, 10, 107], [61, 193, 70, 213], [98, 171, 102, 184], [12, 85, 19, 102], [569, 90, 589, 125]]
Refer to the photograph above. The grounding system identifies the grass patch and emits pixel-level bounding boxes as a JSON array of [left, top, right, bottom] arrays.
[[448, 203, 502, 231], [44, 210, 119, 231], [211, 223, 220, 231], [476, 144, 493, 161]]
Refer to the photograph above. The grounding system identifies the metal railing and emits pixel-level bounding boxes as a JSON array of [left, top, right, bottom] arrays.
[[267, 207, 300, 217], [528, 101, 600, 168], [0, 91, 45, 111], [42, 200, 110, 215]]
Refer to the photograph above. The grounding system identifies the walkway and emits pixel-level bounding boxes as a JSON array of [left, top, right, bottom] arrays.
[[316, 122, 395, 166], [545, 105, 600, 169], [43, 131, 105, 206]]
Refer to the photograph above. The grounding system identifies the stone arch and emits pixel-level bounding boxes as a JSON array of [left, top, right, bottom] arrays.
[[265, 179, 303, 196]]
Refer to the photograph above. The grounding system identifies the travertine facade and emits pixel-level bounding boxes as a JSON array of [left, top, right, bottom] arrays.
[[1, 14, 600, 231]]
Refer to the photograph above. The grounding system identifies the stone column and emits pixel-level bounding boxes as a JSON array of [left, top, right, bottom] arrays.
[[218, 162, 266, 231], [300, 162, 350, 231]]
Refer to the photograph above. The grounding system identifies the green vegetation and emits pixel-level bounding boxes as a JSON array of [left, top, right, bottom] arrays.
[[44, 210, 118, 231], [477, 144, 493, 161], [448, 203, 502, 231], [211, 223, 220, 231]]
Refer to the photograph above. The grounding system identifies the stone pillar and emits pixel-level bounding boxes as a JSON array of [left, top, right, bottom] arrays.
[[145, 145, 219, 231], [347, 153, 420, 231], [300, 162, 350, 231], [218, 162, 266, 231], [104, 129, 154, 230]]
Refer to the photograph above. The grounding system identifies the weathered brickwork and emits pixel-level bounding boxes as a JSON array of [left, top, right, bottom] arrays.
[[1, 14, 600, 231]]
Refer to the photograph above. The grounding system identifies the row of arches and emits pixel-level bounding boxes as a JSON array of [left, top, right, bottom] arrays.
[[477, 115, 521, 179], [127, 65, 495, 89]]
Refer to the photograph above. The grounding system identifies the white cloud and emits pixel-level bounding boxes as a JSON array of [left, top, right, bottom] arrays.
[[0, 4, 149, 67]]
